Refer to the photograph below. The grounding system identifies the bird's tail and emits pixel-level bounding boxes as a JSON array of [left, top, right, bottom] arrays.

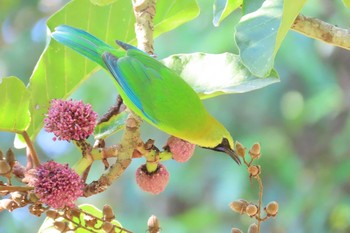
[[51, 25, 115, 68]]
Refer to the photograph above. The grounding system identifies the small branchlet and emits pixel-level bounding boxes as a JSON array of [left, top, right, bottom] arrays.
[[230, 142, 279, 233]]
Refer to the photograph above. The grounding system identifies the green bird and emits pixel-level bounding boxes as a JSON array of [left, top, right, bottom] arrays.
[[51, 25, 240, 164]]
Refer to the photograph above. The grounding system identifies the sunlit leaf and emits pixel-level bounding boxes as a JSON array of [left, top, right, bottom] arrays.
[[26, 0, 200, 144], [161, 52, 279, 99], [0, 76, 30, 133], [342, 0, 350, 8], [235, 0, 306, 77], [94, 111, 128, 139], [154, 0, 199, 37], [90, 0, 117, 6], [38, 216, 59, 233], [213, 0, 242, 27], [78, 204, 124, 233]]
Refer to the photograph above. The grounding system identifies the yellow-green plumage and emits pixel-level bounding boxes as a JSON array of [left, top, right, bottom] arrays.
[[52, 25, 240, 164]]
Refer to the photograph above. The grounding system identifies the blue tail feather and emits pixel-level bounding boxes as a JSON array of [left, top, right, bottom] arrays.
[[51, 25, 114, 67]]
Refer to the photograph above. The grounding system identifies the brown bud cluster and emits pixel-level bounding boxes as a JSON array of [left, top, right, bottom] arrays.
[[231, 228, 243, 233], [265, 201, 279, 217], [229, 199, 249, 214], [148, 215, 161, 233], [248, 223, 258, 233], [102, 222, 115, 233], [103, 205, 115, 222], [246, 204, 258, 217], [249, 143, 261, 159], [0, 150, 11, 176], [46, 210, 60, 220], [54, 221, 69, 232], [235, 142, 246, 158], [247, 165, 261, 177]]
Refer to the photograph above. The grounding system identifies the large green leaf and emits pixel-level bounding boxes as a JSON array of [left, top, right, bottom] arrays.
[[154, 0, 199, 38], [161, 52, 279, 99], [0, 76, 30, 133], [342, 0, 350, 8], [26, 0, 200, 143], [235, 0, 306, 77], [212, 0, 242, 27]]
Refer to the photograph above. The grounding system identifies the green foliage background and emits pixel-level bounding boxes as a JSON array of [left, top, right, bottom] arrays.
[[1, 0, 350, 233]]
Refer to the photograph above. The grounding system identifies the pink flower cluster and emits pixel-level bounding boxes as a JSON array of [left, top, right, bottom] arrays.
[[166, 136, 195, 162], [136, 163, 169, 195], [44, 99, 98, 141], [33, 161, 84, 209]]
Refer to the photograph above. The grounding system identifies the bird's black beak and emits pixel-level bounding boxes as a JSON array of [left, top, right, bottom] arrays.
[[212, 138, 241, 165]]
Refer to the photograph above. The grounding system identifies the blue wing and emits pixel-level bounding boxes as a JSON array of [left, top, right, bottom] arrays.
[[102, 52, 157, 123]]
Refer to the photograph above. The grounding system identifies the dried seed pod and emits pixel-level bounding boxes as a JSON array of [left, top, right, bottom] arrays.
[[54, 221, 70, 232], [29, 203, 45, 217], [247, 165, 261, 177], [0, 160, 11, 175], [84, 215, 98, 228], [12, 161, 25, 179], [11, 191, 26, 206], [248, 223, 258, 233], [249, 143, 261, 159], [229, 199, 249, 214], [235, 142, 246, 158], [68, 207, 81, 219], [265, 201, 279, 217], [148, 215, 160, 233], [6, 149, 15, 168], [103, 205, 115, 222], [246, 204, 258, 217], [231, 228, 243, 233], [28, 191, 39, 203], [0, 199, 18, 211], [46, 210, 60, 219], [102, 222, 115, 233], [0, 150, 4, 160]]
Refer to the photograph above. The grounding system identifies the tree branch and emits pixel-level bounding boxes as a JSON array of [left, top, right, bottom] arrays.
[[83, 0, 156, 197], [292, 14, 350, 50]]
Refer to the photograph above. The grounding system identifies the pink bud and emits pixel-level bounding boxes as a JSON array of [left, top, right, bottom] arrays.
[[136, 163, 169, 195], [166, 136, 195, 163]]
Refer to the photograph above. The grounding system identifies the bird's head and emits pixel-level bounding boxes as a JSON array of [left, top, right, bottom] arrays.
[[208, 137, 241, 165]]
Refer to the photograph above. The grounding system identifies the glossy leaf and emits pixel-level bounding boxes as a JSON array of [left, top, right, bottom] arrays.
[[94, 111, 128, 139], [154, 0, 199, 38], [26, 0, 200, 143], [77, 204, 124, 233], [213, 0, 242, 27], [235, 0, 306, 77], [0, 76, 30, 133], [161, 52, 279, 99], [342, 0, 350, 8], [90, 0, 117, 6]]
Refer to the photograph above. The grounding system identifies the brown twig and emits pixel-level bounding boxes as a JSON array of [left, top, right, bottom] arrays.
[[292, 14, 350, 50], [256, 175, 263, 232], [21, 131, 40, 168], [83, 0, 156, 197], [0, 185, 33, 192]]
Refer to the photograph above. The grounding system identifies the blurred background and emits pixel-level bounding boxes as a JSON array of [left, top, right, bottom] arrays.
[[1, 0, 350, 232]]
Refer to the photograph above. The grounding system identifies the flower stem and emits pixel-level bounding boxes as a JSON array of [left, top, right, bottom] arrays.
[[21, 131, 40, 168]]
